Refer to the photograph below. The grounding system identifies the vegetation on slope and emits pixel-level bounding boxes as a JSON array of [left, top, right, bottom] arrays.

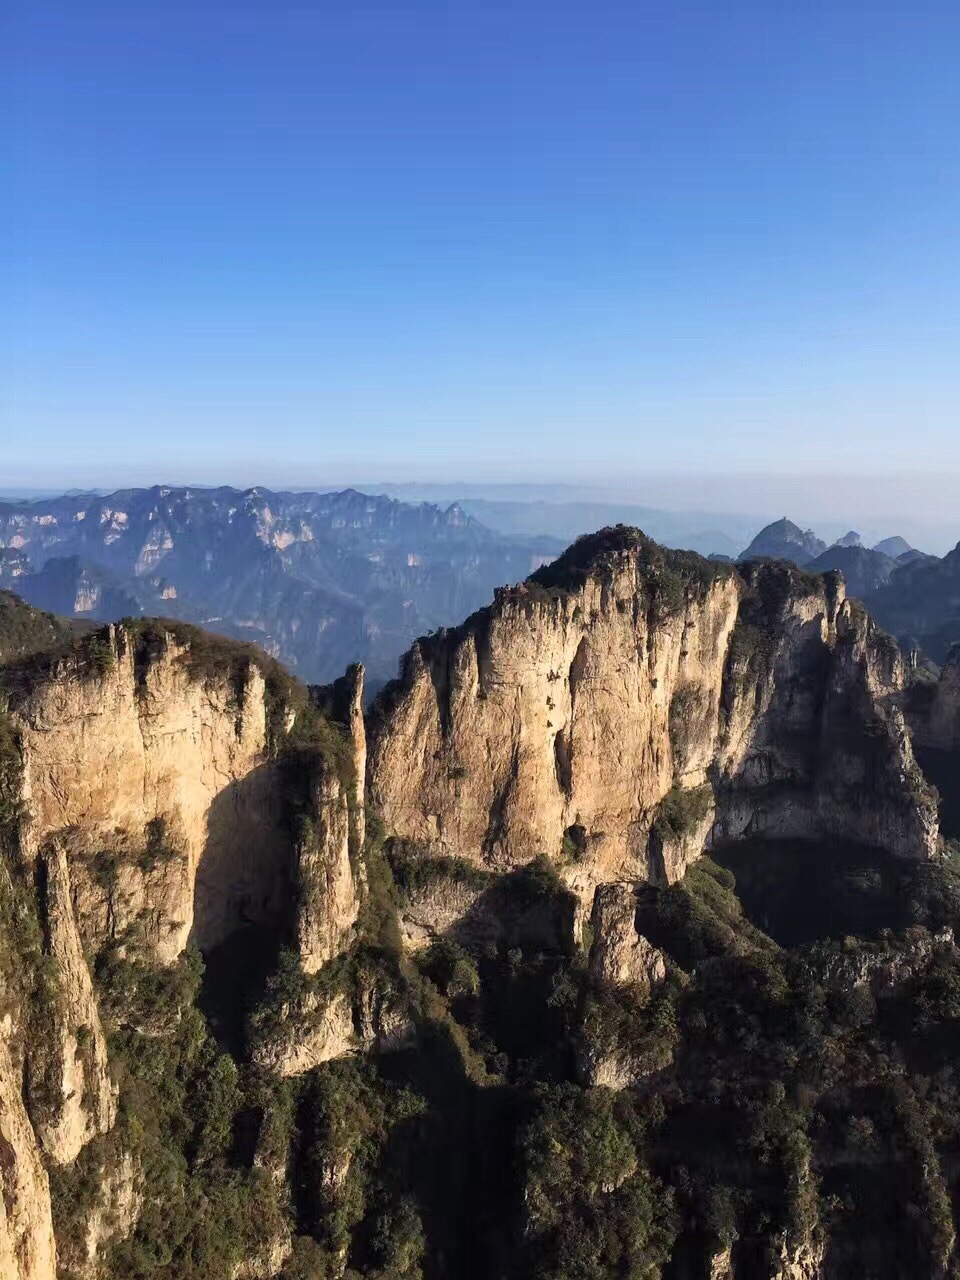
[[9, 584, 960, 1278], [527, 524, 731, 610], [0, 588, 86, 664], [38, 806, 960, 1280]]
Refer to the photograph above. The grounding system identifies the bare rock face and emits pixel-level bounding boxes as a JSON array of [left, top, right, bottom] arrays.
[[0, 618, 368, 1273], [295, 762, 361, 973], [8, 625, 294, 961], [253, 991, 357, 1078], [715, 576, 937, 860], [368, 532, 741, 909], [368, 532, 939, 920], [32, 844, 115, 1165], [588, 883, 666, 989], [297, 664, 367, 972], [72, 1151, 142, 1280], [232, 1236, 293, 1280], [252, 980, 412, 1079], [770, 1230, 827, 1280], [810, 926, 955, 996], [0, 1029, 57, 1280], [395, 865, 490, 952]]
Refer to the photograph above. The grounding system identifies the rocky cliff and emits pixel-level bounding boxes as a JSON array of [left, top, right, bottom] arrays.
[[368, 529, 937, 934], [0, 609, 365, 1279], [0, 528, 955, 1280]]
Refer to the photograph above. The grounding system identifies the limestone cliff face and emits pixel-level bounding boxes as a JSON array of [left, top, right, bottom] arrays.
[[0, 617, 366, 1276], [368, 533, 742, 912], [588, 883, 667, 990], [297, 664, 366, 972], [0, 1031, 57, 1280], [714, 570, 937, 860], [368, 532, 939, 914], [32, 844, 115, 1165], [7, 624, 294, 961], [251, 977, 412, 1079], [0, 533, 949, 1278], [294, 763, 361, 974]]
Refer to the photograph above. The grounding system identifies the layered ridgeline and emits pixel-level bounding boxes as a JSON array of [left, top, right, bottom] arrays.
[[1, 529, 959, 1280], [0, 486, 560, 688], [736, 518, 960, 663]]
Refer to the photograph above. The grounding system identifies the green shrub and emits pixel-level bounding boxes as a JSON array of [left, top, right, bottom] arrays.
[[652, 784, 712, 843]]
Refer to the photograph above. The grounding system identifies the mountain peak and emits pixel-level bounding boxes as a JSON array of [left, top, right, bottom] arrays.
[[873, 535, 913, 558], [739, 518, 827, 566]]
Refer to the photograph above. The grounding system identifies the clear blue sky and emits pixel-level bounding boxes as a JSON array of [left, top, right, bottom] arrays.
[[4, 0, 960, 490]]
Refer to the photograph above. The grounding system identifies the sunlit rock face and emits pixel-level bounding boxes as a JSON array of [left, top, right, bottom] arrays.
[[9, 626, 292, 962], [369, 530, 938, 925], [0, 610, 367, 1277]]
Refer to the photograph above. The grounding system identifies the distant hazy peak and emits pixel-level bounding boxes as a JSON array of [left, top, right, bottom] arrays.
[[872, 535, 914, 558], [739, 518, 827, 566], [833, 530, 863, 548]]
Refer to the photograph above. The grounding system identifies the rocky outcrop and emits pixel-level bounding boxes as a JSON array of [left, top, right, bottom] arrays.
[[253, 991, 357, 1078], [295, 763, 361, 974], [73, 1151, 142, 1280], [32, 844, 115, 1165], [0, 614, 369, 1275], [588, 883, 667, 990], [770, 1233, 826, 1280], [252, 981, 412, 1079], [809, 927, 955, 996], [368, 531, 939, 928], [0, 526, 953, 1278], [394, 862, 492, 952], [295, 668, 366, 973], [6, 624, 294, 961], [368, 532, 742, 916], [715, 578, 937, 860], [0, 1030, 57, 1280]]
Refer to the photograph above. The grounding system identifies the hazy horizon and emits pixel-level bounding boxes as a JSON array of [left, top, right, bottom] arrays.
[[3, 470, 958, 555]]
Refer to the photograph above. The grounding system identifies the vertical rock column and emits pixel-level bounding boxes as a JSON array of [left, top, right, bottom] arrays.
[[297, 665, 367, 973]]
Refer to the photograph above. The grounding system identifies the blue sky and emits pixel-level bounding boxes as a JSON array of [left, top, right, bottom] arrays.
[[4, 0, 960, 493]]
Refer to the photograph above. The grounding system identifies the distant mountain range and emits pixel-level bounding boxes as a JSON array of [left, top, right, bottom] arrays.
[[737, 517, 959, 661], [0, 486, 561, 687], [2, 491, 958, 679]]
